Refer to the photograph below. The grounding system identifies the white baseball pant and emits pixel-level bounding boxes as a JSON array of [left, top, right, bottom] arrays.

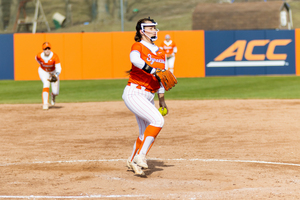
[[166, 56, 175, 74], [122, 83, 164, 157], [38, 67, 60, 105]]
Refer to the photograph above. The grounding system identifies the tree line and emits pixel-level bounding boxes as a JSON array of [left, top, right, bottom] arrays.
[[0, 0, 140, 32]]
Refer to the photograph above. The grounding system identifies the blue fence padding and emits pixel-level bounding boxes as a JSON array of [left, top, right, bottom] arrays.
[[265, 30, 295, 75], [205, 30, 295, 76], [235, 30, 267, 76], [205, 30, 236, 76], [0, 34, 14, 80]]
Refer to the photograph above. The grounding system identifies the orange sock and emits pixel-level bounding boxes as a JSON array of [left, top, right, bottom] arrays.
[[138, 125, 162, 155], [130, 137, 142, 162], [42, 88, 49, 105]]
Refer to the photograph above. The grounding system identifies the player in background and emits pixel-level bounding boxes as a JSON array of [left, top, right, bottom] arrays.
[[122, 17, 167, 176], [36, 42, 62, 110], [160, 34, 177, 74]]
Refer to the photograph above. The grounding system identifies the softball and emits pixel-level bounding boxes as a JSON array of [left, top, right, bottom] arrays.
[[158, 107, 168, 116]]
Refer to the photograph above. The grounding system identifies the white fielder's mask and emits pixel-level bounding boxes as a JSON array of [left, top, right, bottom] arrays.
[[141, 22, 159, 42]]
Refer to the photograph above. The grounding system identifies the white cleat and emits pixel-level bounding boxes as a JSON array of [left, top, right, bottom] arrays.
[[43, 104, 49, 110], [51, 93, 55, 105], [126, 157, 132, 169], [133, 154, 148, 169], [127, 157, 145, 175]]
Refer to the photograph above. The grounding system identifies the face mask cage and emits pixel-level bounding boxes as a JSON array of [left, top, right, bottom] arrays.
[[141, 22, 159, 41]]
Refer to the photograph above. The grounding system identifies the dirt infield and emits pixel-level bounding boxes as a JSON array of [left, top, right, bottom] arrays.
[[1, 100, 300, 199]]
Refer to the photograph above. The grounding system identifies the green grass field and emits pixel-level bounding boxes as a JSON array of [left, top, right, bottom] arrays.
[[1, 76, 300, 104]]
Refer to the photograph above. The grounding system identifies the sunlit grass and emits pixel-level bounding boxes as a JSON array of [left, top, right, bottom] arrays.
[[1, 76, 300, 104]]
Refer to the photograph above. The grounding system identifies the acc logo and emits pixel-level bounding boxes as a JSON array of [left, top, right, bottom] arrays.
[[207, 39, 292, 67]]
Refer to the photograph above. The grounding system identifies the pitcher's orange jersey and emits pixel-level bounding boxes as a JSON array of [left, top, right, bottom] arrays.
[[36, 52, 60, 72], [129, 42, 165, 91], [160, 40, 176, 56]]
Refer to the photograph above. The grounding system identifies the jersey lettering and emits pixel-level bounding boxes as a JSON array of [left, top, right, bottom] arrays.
[[147, 54, 165, 65]]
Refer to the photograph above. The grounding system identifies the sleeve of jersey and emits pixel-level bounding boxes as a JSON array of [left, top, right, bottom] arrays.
[[173, 46, 178, 54], [54, 53, 60, 63], [130, 51, 145, 69], [130, 43, 144, 69], [35, 55, 41, 64], [54, 54, 62, 75], [55, 63, 62, 75], [130, 43, 156, 74], [157, 82, 165, 94]]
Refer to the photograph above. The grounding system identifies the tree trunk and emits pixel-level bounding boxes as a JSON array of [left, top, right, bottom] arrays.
[[92, 0, 97, 21], [7, 0, 19, 31], [0, 0, 4, 30], [96, 0, 110, 23], [112, 0, 120, 21], [65, 0, 72, 26]]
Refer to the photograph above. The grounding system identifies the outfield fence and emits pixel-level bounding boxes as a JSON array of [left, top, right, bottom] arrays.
[[1, 29, 300, 80]]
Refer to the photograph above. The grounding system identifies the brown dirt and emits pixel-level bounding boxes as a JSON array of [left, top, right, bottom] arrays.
[[1, 100, 300, 199]]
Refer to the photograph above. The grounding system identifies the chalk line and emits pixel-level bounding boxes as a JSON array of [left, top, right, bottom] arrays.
[[0, 194, 147, 199], [0, 158, 300, 167], [0, 158, 299, 199]]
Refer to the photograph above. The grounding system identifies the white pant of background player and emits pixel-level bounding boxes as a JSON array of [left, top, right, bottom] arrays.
[[38, 67, 60, 109], [165, 56, 175, 74]]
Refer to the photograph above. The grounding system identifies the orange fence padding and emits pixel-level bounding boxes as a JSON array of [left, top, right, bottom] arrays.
[[14, 33, 44, 81], [82, 32, 113, 79], [14, 31, 205, 80], [295, 29, 300, 75]]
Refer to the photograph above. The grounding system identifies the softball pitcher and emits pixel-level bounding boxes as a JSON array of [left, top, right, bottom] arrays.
[[36, 42, 62, 110], [122, 17, 168, 176]]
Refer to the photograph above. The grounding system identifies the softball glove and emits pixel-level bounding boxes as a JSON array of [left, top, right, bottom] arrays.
[[155, 68, 178, 91], [48, 74, 58, 82]]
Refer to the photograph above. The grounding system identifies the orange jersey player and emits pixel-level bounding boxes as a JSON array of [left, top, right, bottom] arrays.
[[160, 34, 177, 74], [128, 41, 166, 92], [36, 42, 62, 110], [122, 17, 168, 176]]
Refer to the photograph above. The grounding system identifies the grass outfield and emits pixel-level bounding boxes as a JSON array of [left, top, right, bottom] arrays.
[[1, 76, 300, 104]]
